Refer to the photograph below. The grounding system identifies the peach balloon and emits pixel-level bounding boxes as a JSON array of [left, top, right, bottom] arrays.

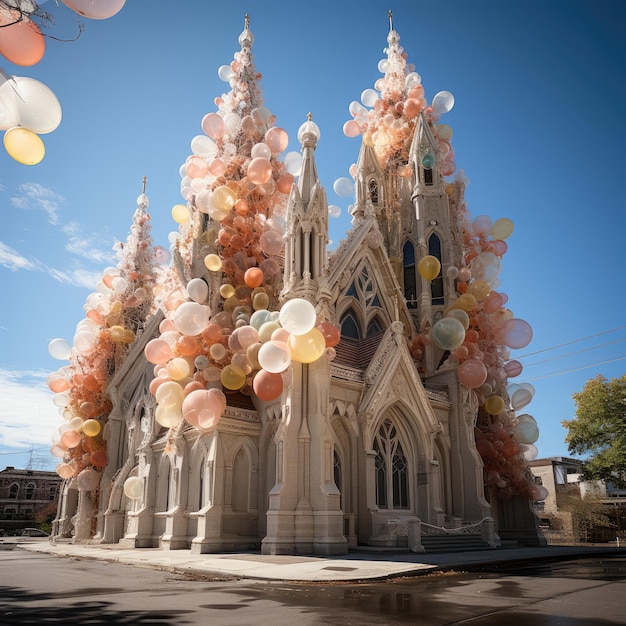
[[247, 157, 273, 185], [253, 369, 283, 401], [264, 127, 288, 153], [244, 267, 264, 288], [0, 19, 45, 66]]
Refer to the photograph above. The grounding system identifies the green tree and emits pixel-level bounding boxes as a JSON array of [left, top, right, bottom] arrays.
[[562, 374, 626, 488]]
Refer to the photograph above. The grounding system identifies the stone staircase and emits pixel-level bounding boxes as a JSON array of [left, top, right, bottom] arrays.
[[420, 534, 494, 553]]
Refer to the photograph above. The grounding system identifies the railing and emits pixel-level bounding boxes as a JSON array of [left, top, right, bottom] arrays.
[[407, 517, 498, 553]]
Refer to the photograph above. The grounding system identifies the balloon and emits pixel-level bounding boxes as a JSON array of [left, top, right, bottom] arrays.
[[201, 112, 224, 139], [253, 369, 283, 401], [490, 218, 514, 240], [422, 153, 435, 168], [456, 293, 477, 312], [212, 185, 237, 212], [288, 327, 326, 363], [471, 251, 501, 282], [317, 321, 341, 348], [244, 267, 264, 288], [343, 120, 360, 137], [484, 395, 505, 415], [166, 357, 190, 381], [264, 126, 289, 153], [221, 364, 246, 390], [432, 90, 455, 115], [504, 360, 523, 378], [333, 177, 354, 198], [522, 443, 538, 461], [468, 280, 490, 301], [284, 151, 303, 176], [123, 476, 143, 499], [279, 298, 316, 336], [155, 380, 184, 409], [155, 404, 182, 428], [204, 254, 222, 272], [512, 420, 539, 445], [432, 318, 466, 351], [247, 157, 273, 185], [259, 230, 283, 255], [361, 88, 378, 107], [257, 340, 291, 373], [48, 338, 72, 360], [56, 463, 75, 479], [497, 318, 533, 349], [187, 278, 209, 304], [173, 302, 210, 336], [76, 468, 100, 491], [457, 358, 488, 389], [3, 127, 44, 165], [8, 76, 62, 134], [191, 134, 217, 158], [417, 255, 441, 281], [145, 338, 173, 365], [0, 19, 45, 66], [472, 215, 492, 236], [171, 203, 190, 224], [182, 389, 223, 429], [61, 0, 126, 20], [82, 419, 101, 437], [445, 309, 470, 330]]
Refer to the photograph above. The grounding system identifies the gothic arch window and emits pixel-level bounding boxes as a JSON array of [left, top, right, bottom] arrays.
[[368, 179, 379, 204], [423, 167, 434, 186], [373, 419, 409, 510], [366, 317, 384, 337], [428, 234, 444, 305], [232, 447, 250, 513], [340, 309, 361, 340], [403, 241, 417, 308], [9, 483, 18, 499], [333, 450, 343, 510], [25, 482, 35, 500]]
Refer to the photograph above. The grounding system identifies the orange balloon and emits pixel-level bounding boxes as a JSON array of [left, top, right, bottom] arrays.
[[0, 19, 45, 66]]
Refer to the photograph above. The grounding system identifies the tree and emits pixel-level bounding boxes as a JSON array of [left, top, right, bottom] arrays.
[[562, 374, 626, 488]]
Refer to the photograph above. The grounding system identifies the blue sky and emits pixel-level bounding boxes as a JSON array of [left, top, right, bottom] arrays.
[[0, 0, 624, 471]]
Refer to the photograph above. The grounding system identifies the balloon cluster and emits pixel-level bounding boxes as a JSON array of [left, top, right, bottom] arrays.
[[338, 24, 540, 501], [0, 0, 125, 164], [147, 22, 339, 433], [47, 193, 160, 484], [334, 27, 457, 198]]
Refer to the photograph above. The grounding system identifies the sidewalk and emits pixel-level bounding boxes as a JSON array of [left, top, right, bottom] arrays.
[[8, 539, 623, 583]]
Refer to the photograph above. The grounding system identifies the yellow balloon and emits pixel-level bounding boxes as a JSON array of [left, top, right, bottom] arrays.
[[490, 218, 514, 240], [4, 127, 45, 165], [484, 395, 505, 416], [212, 185, 237, 212], [204, 254, 222, 271], [467, 280, 490, 301], [219, 283, 235, 298], [456, 293, 478, 312], [82, 419, 101, 437], [221, 364, 246, 390], [417, 255, 441, 281], [171, 203, 190, 224], [288, 327, 326, 363]]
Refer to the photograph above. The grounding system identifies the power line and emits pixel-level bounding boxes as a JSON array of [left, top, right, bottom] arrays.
[[516, 325, 626, 359], [525, 355, 626, 382], [522, 338, 626, 368]]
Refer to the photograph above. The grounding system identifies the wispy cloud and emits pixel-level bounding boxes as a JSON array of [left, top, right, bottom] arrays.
[[11, 182, 64, 225], [0, 242, 41, 272], [0, 241, 106, 289], [62, 221, 114, 264], [0, 368, 61, 451]]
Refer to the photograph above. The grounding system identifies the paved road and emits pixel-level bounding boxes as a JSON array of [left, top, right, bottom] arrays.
[[1, 550, 624, 625]]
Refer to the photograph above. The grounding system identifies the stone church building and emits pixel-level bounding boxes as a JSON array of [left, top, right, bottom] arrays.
[[51, 16, 543, 555]]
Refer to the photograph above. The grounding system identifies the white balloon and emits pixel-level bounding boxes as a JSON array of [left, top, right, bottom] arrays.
[[11, 76, 62, 134], [284, 151, 303, 176], [333, 177, 354, 198], [432, 90, 455, 115], [361, 88, 378, 107]]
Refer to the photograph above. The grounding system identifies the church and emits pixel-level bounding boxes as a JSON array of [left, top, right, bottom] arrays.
[[50, 14, 544, 555]]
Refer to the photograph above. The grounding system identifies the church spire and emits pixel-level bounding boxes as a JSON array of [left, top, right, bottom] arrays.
[[282, 114, 328, 300]]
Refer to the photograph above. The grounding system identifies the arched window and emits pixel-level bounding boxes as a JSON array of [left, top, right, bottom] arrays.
[[25, 483, 35, 500], [428, 234, 444, 305], [232, 447, 250, 513], [373, 419, 409, 510], [403, 241, 417, 308], [9, 484, 18, 499], [333, 450, 343, 510], [366, 318, 383, 337], [368, 179, 379, 204], [340, 310, 360, 340]]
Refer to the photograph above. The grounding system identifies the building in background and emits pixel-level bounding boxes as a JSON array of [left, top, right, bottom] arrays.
[[0, 467, 61, 535]]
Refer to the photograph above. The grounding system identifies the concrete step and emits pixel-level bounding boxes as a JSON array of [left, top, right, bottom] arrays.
[[420, 534, 493, 553]]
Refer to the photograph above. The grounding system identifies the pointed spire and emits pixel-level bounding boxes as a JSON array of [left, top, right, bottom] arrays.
[[296, 113, 321, 205]]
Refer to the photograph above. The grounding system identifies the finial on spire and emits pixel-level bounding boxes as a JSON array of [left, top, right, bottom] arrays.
[[244, 13, 250, 30], [307, 112, 312, 122], [142, 176, 147, 195], [388, 9, 393, 32]]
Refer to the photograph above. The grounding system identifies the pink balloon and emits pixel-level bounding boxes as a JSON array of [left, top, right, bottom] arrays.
[[343, 120, 360, 138], [0, 18, 45, 66], [182, 389, 223, 429], [482, 291, 503, 314], [62, 0, 126, 20], [144, 338, 173, 365], [253, 369, 283, 401], [504, 360, 523, 378], [457, 358, 488, 389], [247, 157, 273, 185], [201, 112, 224, 139], [264, 127, 288, 153], [497, 318, 533, 350]]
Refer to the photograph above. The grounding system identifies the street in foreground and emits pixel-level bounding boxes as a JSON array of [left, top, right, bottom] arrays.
[[1, 550, 624, 625]]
